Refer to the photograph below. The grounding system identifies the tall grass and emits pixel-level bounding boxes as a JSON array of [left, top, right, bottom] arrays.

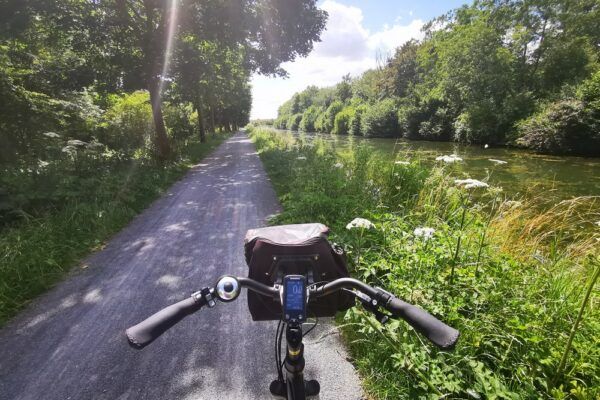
[[0, 134, 229, 326], [249, 127, 600, 399]]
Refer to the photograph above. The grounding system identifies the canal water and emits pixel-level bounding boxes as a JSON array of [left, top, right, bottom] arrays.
[[291, 131, 600, 201]]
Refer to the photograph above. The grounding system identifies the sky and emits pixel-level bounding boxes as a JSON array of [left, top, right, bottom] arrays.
[[250, 0, 468, 120]]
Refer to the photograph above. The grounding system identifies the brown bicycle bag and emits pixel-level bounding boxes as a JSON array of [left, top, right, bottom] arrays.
[[244, 223, 354, 321]]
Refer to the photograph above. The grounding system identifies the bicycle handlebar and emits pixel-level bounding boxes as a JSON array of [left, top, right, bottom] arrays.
[[385, 297, 458, 349], [125, 295, 206, 349], [311, 278, 458, 349], [125, 276, 459, 350]]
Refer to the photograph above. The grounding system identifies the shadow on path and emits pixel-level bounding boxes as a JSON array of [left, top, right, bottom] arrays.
[[0, 132, 363, 400]]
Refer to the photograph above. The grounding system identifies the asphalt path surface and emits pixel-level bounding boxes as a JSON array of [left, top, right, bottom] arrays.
[[0, 132, 364, 400]]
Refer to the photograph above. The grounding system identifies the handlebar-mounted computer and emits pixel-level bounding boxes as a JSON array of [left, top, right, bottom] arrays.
[[282, 275, 307, 323]]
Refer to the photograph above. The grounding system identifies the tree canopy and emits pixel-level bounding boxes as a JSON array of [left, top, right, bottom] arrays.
[[273, 0, 600, 156], [0, 0, 328, 160]]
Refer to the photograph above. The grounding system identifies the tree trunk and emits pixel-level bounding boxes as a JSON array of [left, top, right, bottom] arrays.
[[142, 0, 171, 160], [209, 105, 216, 134], [530, 17, 547, 83], [148, 77, 171, 159], [195, 100, 206, 143]]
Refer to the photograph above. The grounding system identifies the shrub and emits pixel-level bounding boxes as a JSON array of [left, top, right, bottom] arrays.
[[349, 105, 366, 136], [321, 100, 344, 133], [577, 70, 600, 106], [399, 99, 453, 141], [419, 104, 453, 141], [100, 91, 153, 153], [516, 99, 600, 156], [0, 133, 229, 325], [0, 86, 102, 163], [274, 115, 288, 129], [287, 113, 303, 131], [163, 102, 195, 142], [332, 106, 355, 135], [299, 106, 320, 132], [454, 98, 529, 144], [314, 111, 327, 132], [361, 98, 399, 137]]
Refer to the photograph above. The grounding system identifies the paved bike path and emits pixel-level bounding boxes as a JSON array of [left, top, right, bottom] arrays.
[[0, 132, 364, 400]]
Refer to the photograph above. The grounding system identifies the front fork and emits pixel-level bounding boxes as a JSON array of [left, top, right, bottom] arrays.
[[270, 324, 320, 399]]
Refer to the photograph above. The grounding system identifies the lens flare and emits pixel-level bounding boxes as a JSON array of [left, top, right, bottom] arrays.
[[157, 0, 179, 101]]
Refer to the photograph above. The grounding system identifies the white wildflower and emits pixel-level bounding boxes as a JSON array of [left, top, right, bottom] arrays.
[[61, 145, 77, 154], [67, 139, 87, 147], [334, 162, 343, 168], [86, 141, 104, 149], [394, 161, 410, 165], [414, 227, 436, 240], [455, 179, 489, 189], [43, 132, 61, 139], [435, 154, 463, 163], [484, 144, 489, 149], [346, 218, 375, 230], [297, 156, 307, 160], [504, 200, 522, 208], [38, 160, 49, 168], [488, 159, 507, 165]]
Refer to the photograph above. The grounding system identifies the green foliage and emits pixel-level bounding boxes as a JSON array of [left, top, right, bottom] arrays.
[[0, 0, 330, 328], [399, 98, 454, 141], [299, 106, 320, 132], [100, 91, 153, 153], [349, 104, 367, 136], [336, 74, 353, 102], [332, 106, 355, 135], [274, 115, 288, 129], [247, 118, 274, 127], [517, 72, 600, 155], [287, 113, 303, 131], [578, 70, 600, 106], [163, 102, 196, 143], [0, 133, 230, 325], [382, 39, 420, 98], [273, 1, 600, 155], [351, 69, 383, 102], [418, 15, 518, 143], [322, 100, 344, 133], [517, 99, 600, 156], [361, 99, 399, 137], [249, 127, 600, 400]]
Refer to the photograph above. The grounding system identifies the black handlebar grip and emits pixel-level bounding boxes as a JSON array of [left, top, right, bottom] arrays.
[[125, 296, 205, 349], [386, 297, 459, 349]]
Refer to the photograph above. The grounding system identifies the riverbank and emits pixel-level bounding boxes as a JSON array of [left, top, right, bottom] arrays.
[[249, 126, 599, 399], [0, 133, 229, 326], [254, 125, 600, 202]]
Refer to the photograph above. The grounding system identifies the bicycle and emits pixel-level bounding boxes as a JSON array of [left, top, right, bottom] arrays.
[[126, 275, 459, 400]]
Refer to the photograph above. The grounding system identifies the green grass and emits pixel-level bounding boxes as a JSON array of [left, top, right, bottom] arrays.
[[249, 127, 600, 399], [0, 133, 229, 326]]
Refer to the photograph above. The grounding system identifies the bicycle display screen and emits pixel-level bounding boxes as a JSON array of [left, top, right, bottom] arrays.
[[283, 276, 306, 322]]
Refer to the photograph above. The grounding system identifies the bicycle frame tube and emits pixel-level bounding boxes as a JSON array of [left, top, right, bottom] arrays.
[[285, 323, 306, 400]]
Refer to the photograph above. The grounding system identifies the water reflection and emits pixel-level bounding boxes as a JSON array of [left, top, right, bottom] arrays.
[[289, 130, 600, 201]]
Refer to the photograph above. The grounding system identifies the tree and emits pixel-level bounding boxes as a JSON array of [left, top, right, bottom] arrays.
[[383, 39, 420, 98], [105, 0, 327, 158], [360, 98, 398, 137], [418, 12, 517, 142], [336, 74, 352, 103]]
